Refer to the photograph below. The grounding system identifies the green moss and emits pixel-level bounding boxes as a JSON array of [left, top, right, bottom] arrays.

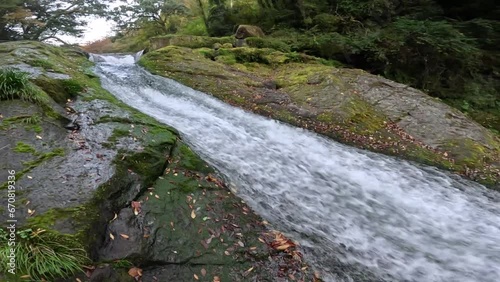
[[245, 37, 291, 52], [275, 64, 331, 88], [343, 99, 386, 134], [14, 142, 37, 154], [32, 77, 83, 104], [150, 35, 234, 50], [440, 139, 490, 168], [27, 207, 77, 228], [178, 144, 213, 173], [0, 114, 42, 132]]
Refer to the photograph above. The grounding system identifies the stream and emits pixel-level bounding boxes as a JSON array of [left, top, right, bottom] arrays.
[[90, 53, 500, 282]]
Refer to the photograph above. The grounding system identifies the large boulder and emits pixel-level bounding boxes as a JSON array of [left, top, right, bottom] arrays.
[[234, 25, 265, 39]]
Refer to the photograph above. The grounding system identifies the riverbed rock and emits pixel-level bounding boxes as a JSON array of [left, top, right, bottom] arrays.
[[138, 46, 500, 188]]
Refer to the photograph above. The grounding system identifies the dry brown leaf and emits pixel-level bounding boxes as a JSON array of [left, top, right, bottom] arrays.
[[128, 267, 143, 278], [110, 213, 118, 222], [194, 274, 199, 280], [131, 201, 141, 215], [201, 268, 207, 276], [155, 194, 160, 199], [224, 250, 230, 256], [109, 233, 115, 240], [120, 234, 130, 239], [191, 210, 196, 219], [28, 209, 35, 216], [276, 243, 292, 251], [76, 279, 82, 282], [213, 276, 221, 282], [258, 237, 265, 243]]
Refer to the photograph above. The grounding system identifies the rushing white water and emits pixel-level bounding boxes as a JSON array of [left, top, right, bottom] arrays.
[[92, 54, 500, 282]]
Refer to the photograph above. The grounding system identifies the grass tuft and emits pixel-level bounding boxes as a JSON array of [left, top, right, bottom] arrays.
[[0, 68, 47, 105], [0, 227, 89, 280]]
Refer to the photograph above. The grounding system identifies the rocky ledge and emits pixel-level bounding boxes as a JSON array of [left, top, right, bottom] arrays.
[[138, 38, 500, 189], [0, 41, 315, 281]]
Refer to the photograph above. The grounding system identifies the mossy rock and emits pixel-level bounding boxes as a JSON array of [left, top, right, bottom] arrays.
[[150, 35, 234, 51]]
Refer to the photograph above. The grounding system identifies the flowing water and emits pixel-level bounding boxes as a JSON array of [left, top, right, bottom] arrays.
[[90, 53, 500, 282]]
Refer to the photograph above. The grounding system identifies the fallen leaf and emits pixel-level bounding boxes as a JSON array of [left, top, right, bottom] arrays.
[[109, 233, 115, 240], [155, 194, 160, 199], [27, 176, 32, 179], [194, 274, 199, 280], [258, 237, 265, 243], [25, 201, 30, 206], [20, 275, 31, 279], [191, 210, 196, 219], [76, 279, 82, 282], [213, 276, 221, 282], [237, 241, 244, 247], [128, 267, 143, 278], [201, 268, 207, 276], [120, 234, 130, 239], [131, 201, 141, 215], [36, 135, 42, 140], [28, 209, 35, 216], [276, 243, 292, 251], [110, 213, 117, 222], [224, 250, 230, 256]]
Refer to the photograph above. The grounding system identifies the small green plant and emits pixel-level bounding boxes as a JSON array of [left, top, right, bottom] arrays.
[[0, 69, 47, 104], [21, 114, 41, 125], [0, 227, 89, 280]]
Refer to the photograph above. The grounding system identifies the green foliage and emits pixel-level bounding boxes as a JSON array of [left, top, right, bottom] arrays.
[[207, 3, 233, 36], [0, 228, 88, 280], [178, 17, 209, 36], [114, 0, 189, 35], [2, 0, 110, 42], [0, 69, 46, 105]]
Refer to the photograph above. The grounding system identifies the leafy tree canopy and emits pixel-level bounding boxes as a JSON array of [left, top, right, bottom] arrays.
[[0, 0, 112, 43]]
